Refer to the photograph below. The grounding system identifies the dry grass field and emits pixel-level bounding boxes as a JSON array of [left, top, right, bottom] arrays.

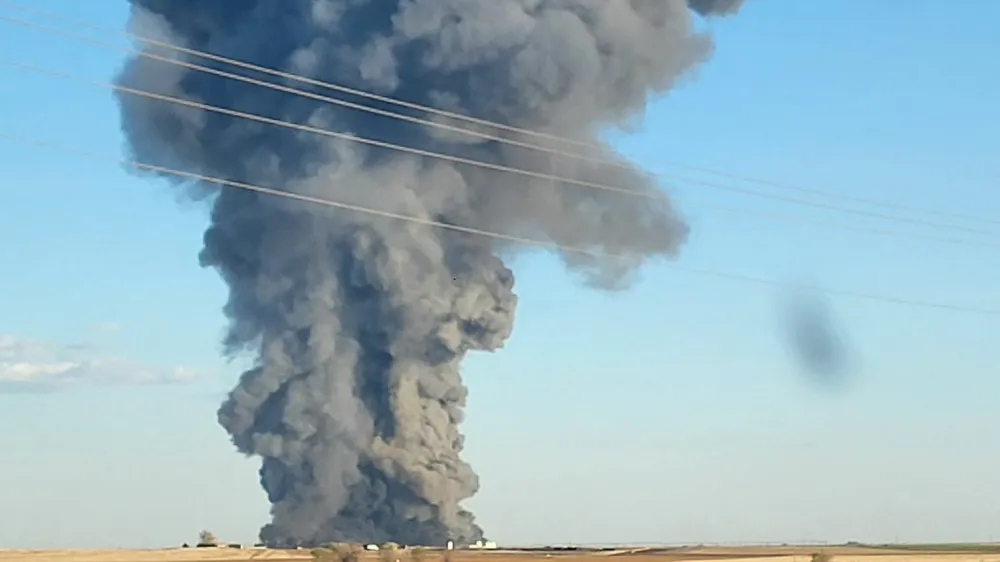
[[4, 545, 1000, 562]]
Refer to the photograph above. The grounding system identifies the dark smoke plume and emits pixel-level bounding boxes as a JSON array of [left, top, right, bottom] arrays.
[[116, 0, 742, 547]]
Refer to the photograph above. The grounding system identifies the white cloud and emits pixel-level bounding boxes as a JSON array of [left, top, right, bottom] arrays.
[[0, 333, 201, 391]]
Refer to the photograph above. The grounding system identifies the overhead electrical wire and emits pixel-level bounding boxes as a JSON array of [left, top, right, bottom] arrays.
[[1, 0, 999, 230], [1, 8, 996, 316], [691, 205, 1000, 249], [0, 58, 702, 201], [0, 49, 1000, 248], [2, 130, 996, 317], [1, 48, 999, 248]]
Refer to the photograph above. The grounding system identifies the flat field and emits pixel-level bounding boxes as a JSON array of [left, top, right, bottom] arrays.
[[3, 545, 1000, 562]]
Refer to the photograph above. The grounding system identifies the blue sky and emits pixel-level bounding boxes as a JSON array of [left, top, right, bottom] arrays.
[[1, 0, 999, 549]]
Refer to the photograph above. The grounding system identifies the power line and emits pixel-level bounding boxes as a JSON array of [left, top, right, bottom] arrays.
[[2, 130, 997, 317], [0, 13, 635, 179], [0, 59, 664, 200], [0, 51, 1000, 248], [695, 205, 1000, 250], [0, 0, 608, 152], [1, 0, 998, 229], [4, 56, 999, 251]]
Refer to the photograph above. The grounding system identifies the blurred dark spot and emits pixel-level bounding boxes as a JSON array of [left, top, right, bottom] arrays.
[[778, 288, 851, 385]]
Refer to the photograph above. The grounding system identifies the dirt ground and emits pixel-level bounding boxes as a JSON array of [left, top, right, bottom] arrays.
[[3, 546, 1000, 562]]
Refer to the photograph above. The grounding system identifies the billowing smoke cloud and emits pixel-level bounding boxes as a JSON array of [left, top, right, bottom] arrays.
[[116, 0, 742, 547]]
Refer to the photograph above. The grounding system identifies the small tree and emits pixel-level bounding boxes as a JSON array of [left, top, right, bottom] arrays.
[[313, 548, 336, 561], [339, 543, 364, 562], [811, 552, 832, 562], [380, 542, 400, 562], [198, 530, 218, 546], [314, 543, 363, 562]]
